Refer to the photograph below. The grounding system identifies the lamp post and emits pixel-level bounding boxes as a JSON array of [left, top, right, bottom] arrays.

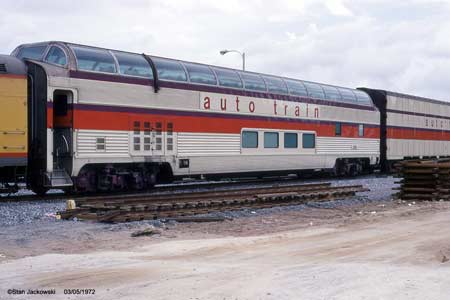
[[220, 49, 245, 71]]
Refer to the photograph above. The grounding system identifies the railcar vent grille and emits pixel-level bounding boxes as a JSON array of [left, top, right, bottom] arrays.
[[0, 64, 7, 73]]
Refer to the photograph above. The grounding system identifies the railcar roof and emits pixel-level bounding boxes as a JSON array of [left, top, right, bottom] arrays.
[[363, 88, 450, 108], [0, 54, 27, 75], [11, 41, 374, 106]]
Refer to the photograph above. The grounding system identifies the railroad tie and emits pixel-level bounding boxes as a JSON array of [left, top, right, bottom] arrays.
[[57, 183, 368, 222]]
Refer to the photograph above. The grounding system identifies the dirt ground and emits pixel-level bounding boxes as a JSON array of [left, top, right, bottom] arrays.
[[1, 197, 450, 300]]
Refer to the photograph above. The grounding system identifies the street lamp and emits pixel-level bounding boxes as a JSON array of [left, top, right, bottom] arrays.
[[220, 49, 245, 71]]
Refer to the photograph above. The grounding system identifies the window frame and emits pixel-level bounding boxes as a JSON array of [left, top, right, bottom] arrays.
[[338, 88, 358, 103], [302, 133, 316, 149], [285, 79, 309, 97], [322, 85, 342, 101], [284, 132, 298, 149], [240, 72, 267, 92], [335, 123, 342, 136], [264, 132, 279, 149], [70, 45, 118, 74], [17, 45, 48, 61], [354, 90, 372, 106], [44, 45, 68, 67], [242, 131, 259, 149], [303, 82, 325, 99], [183, 62, 218, 86], [212, 67, 244, 90], [151, 57, 188, 83], [112, 51, 153, 79], [358, 124, 364, 137], [262, 76, 288, 95]]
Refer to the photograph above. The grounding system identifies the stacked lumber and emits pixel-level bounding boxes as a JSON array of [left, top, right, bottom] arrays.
[[395, 159, 450, 201]]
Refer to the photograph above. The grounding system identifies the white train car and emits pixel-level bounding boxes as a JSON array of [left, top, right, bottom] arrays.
[[363, 89, 450, 171], [11, 41, 380, 193]]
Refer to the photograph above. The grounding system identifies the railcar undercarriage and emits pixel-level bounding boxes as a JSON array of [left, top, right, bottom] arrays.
[[73, 163, 169, 193], [0, 166, 25, 194]]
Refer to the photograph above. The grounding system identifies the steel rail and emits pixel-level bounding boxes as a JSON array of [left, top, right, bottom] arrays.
[[59, 184, 368, 223]]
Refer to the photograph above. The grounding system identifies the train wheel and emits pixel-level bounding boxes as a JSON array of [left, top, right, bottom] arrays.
[[348, 164, 357, 177]]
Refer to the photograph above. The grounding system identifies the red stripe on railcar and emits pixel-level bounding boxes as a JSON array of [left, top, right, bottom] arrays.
[[47, 107, 74, 127], [387, 127, 450, 141], [0, 153, 27, 158], [0, 74, 26, 79], [47, 107, 53, 128], [67, 109, 379, 139]]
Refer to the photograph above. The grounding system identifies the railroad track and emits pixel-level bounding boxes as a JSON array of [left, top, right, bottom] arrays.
[[58, 182, 369, 223], [0, 173, 381, 203], [0, 176, 305, 202]]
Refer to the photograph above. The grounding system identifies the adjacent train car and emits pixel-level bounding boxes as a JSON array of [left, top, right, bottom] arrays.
[[8, 41, 380, 194], [0, 55, 28, 193], [362, 88, 450, 171]]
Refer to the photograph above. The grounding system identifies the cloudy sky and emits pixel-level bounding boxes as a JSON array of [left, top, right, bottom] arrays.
[[1, 0, 450, 100]]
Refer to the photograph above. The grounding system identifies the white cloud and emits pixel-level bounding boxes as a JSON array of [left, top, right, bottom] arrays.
[[0, 0, 449, 101], [325, 0, 353, 16]]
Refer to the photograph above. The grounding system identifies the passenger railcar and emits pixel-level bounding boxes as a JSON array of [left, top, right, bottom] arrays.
[[3, 41, 381, 194], [363, 89, 450, 171]]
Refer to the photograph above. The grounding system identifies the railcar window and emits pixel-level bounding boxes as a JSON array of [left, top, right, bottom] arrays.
[[133, 121, 141, 151], [284, 133, 298, 148], [71, 46, 117, 73], [45, 46, 67, 66], [322, 85, 342, 101], [133, 121, 140, 134], [358, 124, 364, 137], [302, 133, 316, 149], [339, 88, 357, 102], [113, 51, 153, 78], [285, 80, 308, 97], [264, 132, 279, 148], [152, 57, 187, 82], [240, 73, 267, 92], [144, 137, 151, 151], [213, 68, 243, 88], [144, 122, 151, 151], [183, 63, 217, 85], [335, 123, 342, 136], [303, 82, 325, 99], [167, 123, 174, 151], [155, 122, 163, 151], [54, 94, 68, 116], [17, 46, 47, 60], [242, 131, 258, 148], [354, 90, 371, 105], [262, 76, 288, 94]]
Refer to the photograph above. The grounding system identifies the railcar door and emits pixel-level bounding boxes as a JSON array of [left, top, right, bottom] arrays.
[[131, 120, 174, 157], [152, 121, 164, 156], [51, 89, 74, 188], [150, 121, 175, 156]]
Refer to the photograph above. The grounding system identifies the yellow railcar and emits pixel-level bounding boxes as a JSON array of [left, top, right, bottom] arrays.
[[0, 55, 27, 192]]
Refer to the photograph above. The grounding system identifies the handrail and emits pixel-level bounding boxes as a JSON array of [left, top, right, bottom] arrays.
[[62, 134, 70, 153], [3, 146, 25, 150], [1, 131, 25, 135]]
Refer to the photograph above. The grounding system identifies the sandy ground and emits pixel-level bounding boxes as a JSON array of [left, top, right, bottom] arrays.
[[1, 197, 450, 300]]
